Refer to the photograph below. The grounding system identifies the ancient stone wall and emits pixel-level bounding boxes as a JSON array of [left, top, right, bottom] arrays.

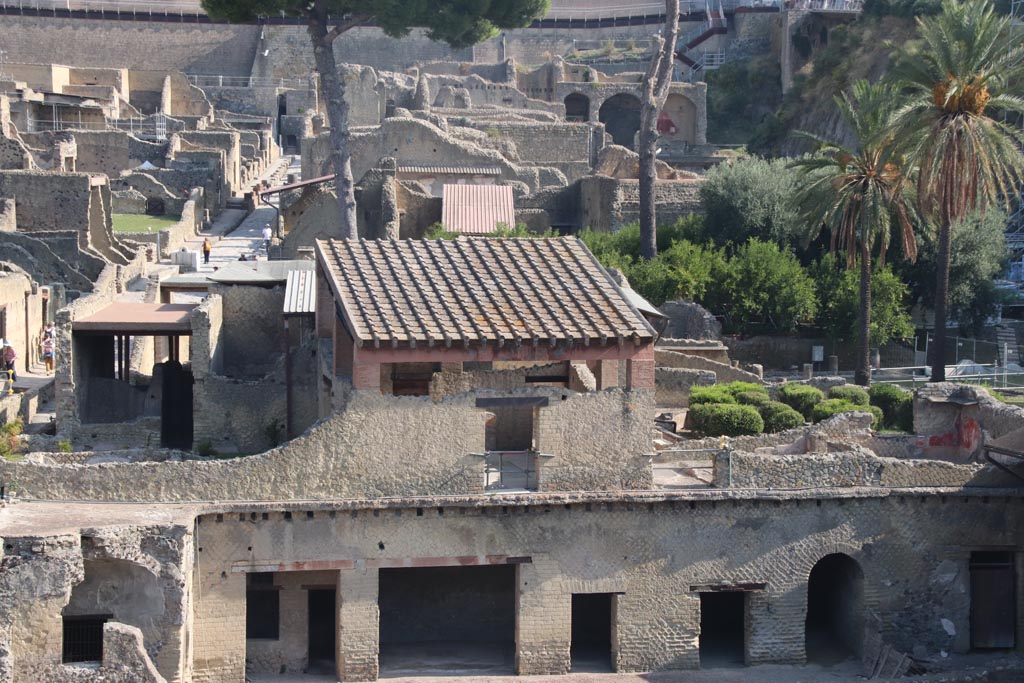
[[656, 350, 761, 384], [579, 176, 702, 232], [71, 131, 167, 180], [189, 490, 1024, 682], [0, 17, 260, 76], [3, 384, 662, 502], [252, 27, 470, 80], [655, 367, 715, 407], [0, 170, 93, 234]]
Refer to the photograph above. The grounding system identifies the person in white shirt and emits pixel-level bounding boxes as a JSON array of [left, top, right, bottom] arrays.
[[262, 223, 273, 257]]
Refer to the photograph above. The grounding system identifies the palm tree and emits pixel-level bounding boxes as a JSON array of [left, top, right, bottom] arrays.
[[890, 0, 1024, 382], [791, 80, 917, 386]]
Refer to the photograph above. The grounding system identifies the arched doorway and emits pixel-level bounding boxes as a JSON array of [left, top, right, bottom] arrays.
[[598, 93, 642, 150], [565, 93, 590, 122], [659, 93, 698, 145], [805, 553, 864, 664]]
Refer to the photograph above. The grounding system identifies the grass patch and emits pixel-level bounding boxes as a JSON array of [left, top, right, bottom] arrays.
[[112, 213, 182, 233]]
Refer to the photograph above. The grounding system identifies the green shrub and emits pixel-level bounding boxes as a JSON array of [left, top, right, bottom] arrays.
[[57, 440, 72, 453], [722, 381, 768, 398], [1, 419, 23, 438], [735, 391, 770, 407], [690, 403, 764, 436], [869, 383, 914, 432], [828, 385, 870, 406], [778, 384, 824, 419], [813, 399, 881, 427], [758, 401, 806, 433], [689, 386, 738, 405], [196, 439, 218, 457]]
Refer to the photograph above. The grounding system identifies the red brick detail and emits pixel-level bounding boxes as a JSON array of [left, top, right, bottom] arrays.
[[352, 361, 381, 390], [627, 358, 656, 390]]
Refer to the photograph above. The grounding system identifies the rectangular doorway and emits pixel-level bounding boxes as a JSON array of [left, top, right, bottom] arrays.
[[378, 565, 515, 676], [570, 593, 614, 672], [308, 589, 336, 673], [971, 551, 1016, 649], [699, 592, 745, 667]]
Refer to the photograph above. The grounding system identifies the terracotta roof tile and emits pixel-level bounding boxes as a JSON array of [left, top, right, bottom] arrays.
[[316, 237, 655, 349]]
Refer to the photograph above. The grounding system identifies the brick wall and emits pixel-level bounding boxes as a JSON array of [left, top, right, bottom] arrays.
[[188, 491, 1024, 680]]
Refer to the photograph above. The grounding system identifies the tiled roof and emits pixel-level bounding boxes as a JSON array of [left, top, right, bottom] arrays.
[[442, 184, 515, 235], [316, 238, 655, 349]]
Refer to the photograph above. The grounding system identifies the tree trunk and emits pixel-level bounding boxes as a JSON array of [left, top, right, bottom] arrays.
[[308, 10, 358, 239], [855, 243, 872, 387], [638, 0, 681, 261], [638, 105, 659, 260], [930, 215, 952, 382]]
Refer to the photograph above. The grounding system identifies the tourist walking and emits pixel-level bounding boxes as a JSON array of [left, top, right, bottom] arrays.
[[41, 323, 54, 374], [262, 223, 273, 257], [203, 237, 212, 265], [3, 341, 17, 382]]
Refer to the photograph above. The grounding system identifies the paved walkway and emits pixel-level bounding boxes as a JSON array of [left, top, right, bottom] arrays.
[[181, 155, 300, 273]]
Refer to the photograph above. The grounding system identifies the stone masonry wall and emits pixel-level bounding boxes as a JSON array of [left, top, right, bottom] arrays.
[[190, 491, 1024, 682], [536, 389, 653, 490], [0, 17, 259, 76]]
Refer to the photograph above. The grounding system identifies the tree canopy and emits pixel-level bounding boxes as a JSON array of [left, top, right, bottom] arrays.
[[202, 0, 550, 49]]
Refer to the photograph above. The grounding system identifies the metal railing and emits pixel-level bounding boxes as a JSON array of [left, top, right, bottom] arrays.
[[478, 450, 549, 492], [186, 74, 307, 89], [1, 0, 205, 14], [787, 0, 863, 11], [651, 447, 720, 488], [545, 0, 779, 19], [26, 116, 168, 136], [875, 364, 1024, 390]]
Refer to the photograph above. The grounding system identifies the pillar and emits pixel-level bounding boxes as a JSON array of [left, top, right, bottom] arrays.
[[192, 570, 246, 682], [352, 361, 382, 391], [626, 347, 655, 390], [589, 359, 618, 389], [337, 568, 380, 682], [515, 561, 571, 675]]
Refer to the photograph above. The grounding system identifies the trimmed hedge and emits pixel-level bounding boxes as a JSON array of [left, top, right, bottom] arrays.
[[778, 384, 825, 419], [690, 403, 765, 436], [722, 381, 768, 398], [812, 399, 881, 427], [869, 383, 914, 432], [828, 385, 870, 406], [736, 391, 770, 407], [690, 385, 738, 405], [758, 401, 805, 433]]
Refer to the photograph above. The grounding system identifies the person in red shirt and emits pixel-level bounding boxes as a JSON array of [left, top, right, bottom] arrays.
[[2, 341, 17, 382]]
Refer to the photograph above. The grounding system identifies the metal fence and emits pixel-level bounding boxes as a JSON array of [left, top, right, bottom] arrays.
[[186, 74, 307, 89], [25, 116, 168, 136], [875, 365, 1024, 390]]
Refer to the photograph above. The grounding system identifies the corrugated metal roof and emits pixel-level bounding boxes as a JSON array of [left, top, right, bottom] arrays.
[[442, 184, 516, 235], [283, 270, 316, 316], [399, 165, 502, 176], [315, 237, 656, 349]]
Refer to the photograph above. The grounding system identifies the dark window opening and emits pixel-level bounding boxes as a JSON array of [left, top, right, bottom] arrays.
[[246, 572, 280, 640], [379, 565, 515, 675], [971, 551, 1016, 649], [565, 93, 590, 122], [805, 553, 864, 665], [571, 593, 613, 672], [63, 614, 110, 663], [699, 592, 745, 667], [308, 588, 336, 674]]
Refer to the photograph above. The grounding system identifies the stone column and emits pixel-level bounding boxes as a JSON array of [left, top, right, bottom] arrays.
[[337, 568, 379, 682], [589, 359, 618, 389], [192, 570, 246, 682], [515, 560, 571, 674]]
